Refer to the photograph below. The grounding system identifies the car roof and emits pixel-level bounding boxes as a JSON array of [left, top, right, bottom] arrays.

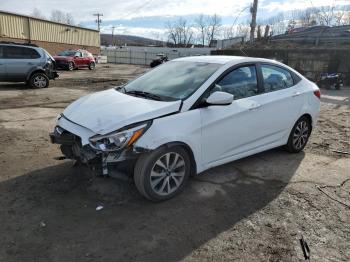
[[173, 55, 281, 65]]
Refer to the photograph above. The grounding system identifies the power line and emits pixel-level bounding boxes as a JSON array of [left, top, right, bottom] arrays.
[[93, 13, 103, 31]]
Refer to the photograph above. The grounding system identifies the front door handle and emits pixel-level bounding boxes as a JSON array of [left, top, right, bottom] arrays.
[[292, 91, 301, 97], [249, 103, 262, 110], [27, 62, 34, 65]]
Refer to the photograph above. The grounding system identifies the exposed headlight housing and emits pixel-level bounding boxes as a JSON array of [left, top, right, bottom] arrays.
[[89, 122, 150, 152]]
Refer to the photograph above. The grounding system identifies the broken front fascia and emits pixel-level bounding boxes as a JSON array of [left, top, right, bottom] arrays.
[[52, 115, 151, 176]]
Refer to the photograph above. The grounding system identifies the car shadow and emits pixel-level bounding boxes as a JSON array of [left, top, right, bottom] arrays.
[[0, 148, 304, 261], [0, 82, 28, 90]]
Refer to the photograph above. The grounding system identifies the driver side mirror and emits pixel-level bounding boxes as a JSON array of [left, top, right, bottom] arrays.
[[205, 91, 233, 106]]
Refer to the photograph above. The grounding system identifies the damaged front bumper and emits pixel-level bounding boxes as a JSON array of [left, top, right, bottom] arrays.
[[50, 122, 146, 176]]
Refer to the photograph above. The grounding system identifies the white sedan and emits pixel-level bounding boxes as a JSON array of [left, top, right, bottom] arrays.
[[50, 56, 321, 201]]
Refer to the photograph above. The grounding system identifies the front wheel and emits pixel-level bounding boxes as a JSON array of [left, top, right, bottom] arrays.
[[29, 73, 49, 88], [285, 116, 312, 153], [88, 61, 95, 70], [134, 146, 191, 201], [68, 62, 74, 71]]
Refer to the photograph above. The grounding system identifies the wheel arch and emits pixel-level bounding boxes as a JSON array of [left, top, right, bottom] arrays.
[[154, 141, 197, 176], [26, 68, 46, 81]]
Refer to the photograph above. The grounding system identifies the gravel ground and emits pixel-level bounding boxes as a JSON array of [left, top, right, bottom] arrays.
[[0, 64, 349, 262]]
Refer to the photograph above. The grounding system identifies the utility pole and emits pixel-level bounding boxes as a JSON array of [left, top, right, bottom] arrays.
[[111, 26, 115, 46], [249, 0, 258, 44], [93, 13, 103, 31]]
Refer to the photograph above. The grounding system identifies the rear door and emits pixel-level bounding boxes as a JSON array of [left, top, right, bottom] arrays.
[[4, 46, 41, 81], [0, 46, 6, 81], [254, 63, 305, 145]]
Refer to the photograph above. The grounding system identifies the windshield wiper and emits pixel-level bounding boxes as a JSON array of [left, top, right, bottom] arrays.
[[125, 90, 163, 101]]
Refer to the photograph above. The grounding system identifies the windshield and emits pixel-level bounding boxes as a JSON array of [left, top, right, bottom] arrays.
[[57, 50, 76, 56], [122, 61, 220, 101]]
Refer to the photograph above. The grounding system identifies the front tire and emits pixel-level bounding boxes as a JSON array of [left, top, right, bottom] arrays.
[[68, 62, 74, 71], [285, 116, 311, 153], [29, 73, 49, 88], [88, 61, 96, 70], [134, 146, 191, 201]]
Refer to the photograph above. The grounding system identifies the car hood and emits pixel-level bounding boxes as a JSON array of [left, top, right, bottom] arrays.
[[63, 89, 181, 134]]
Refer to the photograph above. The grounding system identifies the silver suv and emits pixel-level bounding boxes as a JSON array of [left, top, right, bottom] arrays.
[[0, 42, 58, 88]]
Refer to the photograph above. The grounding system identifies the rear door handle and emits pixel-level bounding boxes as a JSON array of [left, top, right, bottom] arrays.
[[249, 103, 262, 110], [292, 91, 301, 97]]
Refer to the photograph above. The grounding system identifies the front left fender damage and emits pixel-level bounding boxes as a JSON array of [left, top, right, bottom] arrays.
[[50, 117, 150, 176]]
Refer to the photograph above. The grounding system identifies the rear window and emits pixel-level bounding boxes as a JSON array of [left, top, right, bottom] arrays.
[[3, 46, 40, 59]]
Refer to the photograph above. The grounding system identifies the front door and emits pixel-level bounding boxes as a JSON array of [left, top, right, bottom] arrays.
[[200, 64, 266, 166]]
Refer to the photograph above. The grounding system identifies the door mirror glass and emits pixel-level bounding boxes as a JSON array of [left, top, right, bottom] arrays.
[[206, 91, 233, 105]]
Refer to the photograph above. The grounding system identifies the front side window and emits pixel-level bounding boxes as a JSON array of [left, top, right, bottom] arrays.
[[216, 65, 258, 100], [122, 61, 220, 101], [261, 64, 294, 92], [3, 46, 40, 59], [75, 52, 82, 57]]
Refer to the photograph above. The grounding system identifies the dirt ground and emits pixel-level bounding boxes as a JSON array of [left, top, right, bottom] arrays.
[[0, 64, 349, 262]]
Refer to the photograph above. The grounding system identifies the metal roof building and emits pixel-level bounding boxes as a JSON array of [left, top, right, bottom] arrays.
[[0, 10, 100, 55]]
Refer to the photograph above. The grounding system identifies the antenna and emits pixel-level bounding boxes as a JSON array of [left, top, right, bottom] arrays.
[[93, 13, 103, 31]]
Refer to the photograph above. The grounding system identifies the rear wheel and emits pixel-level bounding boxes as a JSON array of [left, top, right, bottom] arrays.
[[29, 73, 49, 88], [285, 116, 311, 153], [134, 146, 191, 201]]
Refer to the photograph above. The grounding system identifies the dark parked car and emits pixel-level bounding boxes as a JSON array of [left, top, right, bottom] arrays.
[[0, 42, 58, 88], [150, 54, 168, 68], [316, 73, 344, 90], [54, 49, 96, 71]]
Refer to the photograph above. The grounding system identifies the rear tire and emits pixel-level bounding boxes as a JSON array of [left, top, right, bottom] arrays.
[[29, 73, 49, 88], [134, 146, 191, 201], [285, 116, 311, 153]]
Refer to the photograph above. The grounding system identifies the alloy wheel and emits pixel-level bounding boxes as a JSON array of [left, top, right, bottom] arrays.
[[68, 62, 74, 70], [293, 120, 309, 150], [33, 75, 47, 88], [150, 152, 186, 196]]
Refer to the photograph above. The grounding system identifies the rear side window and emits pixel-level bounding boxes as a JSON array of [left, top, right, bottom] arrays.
[[216, 65, 258, 100], [0, 46, 3, 58], [3, 46, 40, 59], [261, 64, 294, 92]]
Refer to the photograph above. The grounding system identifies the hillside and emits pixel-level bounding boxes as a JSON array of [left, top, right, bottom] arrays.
[[100, 34, 165, 46]]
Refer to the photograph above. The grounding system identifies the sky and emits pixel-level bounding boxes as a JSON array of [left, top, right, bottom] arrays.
[[1, 0, 349, 39]]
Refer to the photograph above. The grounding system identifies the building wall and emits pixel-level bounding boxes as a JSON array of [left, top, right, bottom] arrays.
[[0, 11, 100, 55]]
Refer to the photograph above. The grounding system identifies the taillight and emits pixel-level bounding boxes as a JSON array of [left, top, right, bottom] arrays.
[[314, 90, 321, 99]]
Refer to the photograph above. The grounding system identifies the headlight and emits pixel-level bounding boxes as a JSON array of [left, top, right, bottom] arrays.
[[89, 122, 150, 152]]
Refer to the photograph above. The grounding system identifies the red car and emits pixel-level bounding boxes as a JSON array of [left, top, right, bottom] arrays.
[[54, 49, 96, 71]]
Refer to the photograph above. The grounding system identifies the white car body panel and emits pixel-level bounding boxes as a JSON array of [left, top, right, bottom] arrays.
[[62, 89, 181, 135], [54, 56, 321, 174]]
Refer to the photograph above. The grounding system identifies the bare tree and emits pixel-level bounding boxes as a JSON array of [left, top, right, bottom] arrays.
[[263, 25, 270, 38], [194, 14, 207, 46], [166, 18, 194, 47], [206, 14, 222, 46], [31, 8, 46, 19], [257, 25, 262, 39], [250, 0, 258, 43], [50, 10, 75, 25]]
